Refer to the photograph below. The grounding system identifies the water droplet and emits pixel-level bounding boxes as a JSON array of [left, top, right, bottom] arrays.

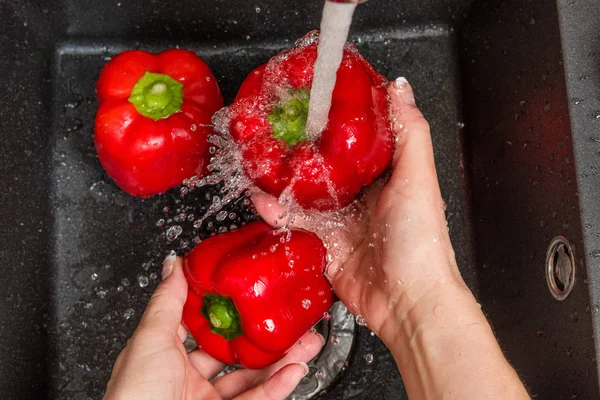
[[350, 302, 357, 308], [216, 210, 228, 221], [255, 6, 261, 13], [573, 97, 584, 105], [156, 218, 165, 227], [149, 272, 158, 280], [96, 289, 107, 299], [137, 275, 149, 288], [315, 370, 324, 380], [269, 244, 277, 252], [330, 336, 340, 345], [121, 278, 130, 287], [397, 279, 404, 286], [91, 272, 98, 280], [355, 315, 367, 326], [162, 207, 169, 213], [364, 353, 374, 363], [117, 285, 124, 292], [302, 299, 312, 309], [166, 225, 183, 241], [123, 308, 135, 320], [457, 121, 465, 128], [323, 311, 331, 320], [190, 124, 197, 131]]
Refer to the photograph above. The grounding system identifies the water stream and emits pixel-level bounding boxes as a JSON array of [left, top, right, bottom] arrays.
[[306, 1, 357, 139]]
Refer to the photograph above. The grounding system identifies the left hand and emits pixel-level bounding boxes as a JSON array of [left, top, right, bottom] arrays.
[[104, 254, 324, 400]]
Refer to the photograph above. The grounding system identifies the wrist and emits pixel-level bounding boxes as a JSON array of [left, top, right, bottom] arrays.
[[378, 275, 529, 399], [379, 277, 483, 357]]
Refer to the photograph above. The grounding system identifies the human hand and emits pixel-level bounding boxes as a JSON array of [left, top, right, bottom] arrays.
[[104, 255, 324, 400], [252, 78, 469, 346]]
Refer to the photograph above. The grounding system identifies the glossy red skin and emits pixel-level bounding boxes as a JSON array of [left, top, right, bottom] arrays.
[[229, 36, 393, 210], [94, 49, 223, 197], [182, 221, 333, 369]]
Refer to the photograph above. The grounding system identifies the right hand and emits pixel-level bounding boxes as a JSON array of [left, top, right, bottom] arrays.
[[251, 78, 471, 345]]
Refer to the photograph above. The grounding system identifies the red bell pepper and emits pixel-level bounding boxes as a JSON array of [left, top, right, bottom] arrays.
[[182, 221, 333, 369], [226, 32, 393, 211], [94, 49, 223, 197]]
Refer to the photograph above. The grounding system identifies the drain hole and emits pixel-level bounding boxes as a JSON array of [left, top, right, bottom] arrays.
[[546, 237, 575, 301], [552, 248, 564, 291]]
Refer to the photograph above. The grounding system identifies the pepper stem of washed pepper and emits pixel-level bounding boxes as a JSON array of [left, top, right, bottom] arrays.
[[201, 293, 243, 340], [267, 90, 310, 146], [128, 71, 184, 121]]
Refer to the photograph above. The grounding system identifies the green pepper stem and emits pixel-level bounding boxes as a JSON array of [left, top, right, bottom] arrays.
[[202, 293, 243, 340], [128, 72, 183, 121], [267, 90, 310, 146]]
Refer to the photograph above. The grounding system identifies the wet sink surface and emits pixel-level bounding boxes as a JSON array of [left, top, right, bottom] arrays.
[[48, 29, 467, 399], [2, 0, 600, 399]]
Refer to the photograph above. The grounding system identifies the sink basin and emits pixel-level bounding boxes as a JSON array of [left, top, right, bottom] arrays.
[[1, 0, 599, 398]]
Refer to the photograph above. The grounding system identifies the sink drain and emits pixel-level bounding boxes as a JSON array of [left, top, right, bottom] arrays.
[[545, 236, 575, 301], [289, 302, 355, 400], [185, 301, 356, 398]]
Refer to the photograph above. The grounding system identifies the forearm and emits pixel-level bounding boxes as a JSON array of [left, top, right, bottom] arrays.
[[381, 280, 530, 400]]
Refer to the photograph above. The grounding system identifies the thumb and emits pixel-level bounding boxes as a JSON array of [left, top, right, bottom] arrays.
[[135, 253, 188, 340]]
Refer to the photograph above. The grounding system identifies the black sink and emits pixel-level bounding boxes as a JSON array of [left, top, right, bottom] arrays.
[[1, 0, 600, 398]]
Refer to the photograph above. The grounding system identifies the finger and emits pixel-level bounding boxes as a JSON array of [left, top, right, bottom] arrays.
[[387, 78, 441, 196], [233, 362, 309, 400], [188, 348, 226, 379], [177, 324, 188, 342], [135, 254, 188, 340], [250, 190, 290, 228], [214, 330, 324, 399]]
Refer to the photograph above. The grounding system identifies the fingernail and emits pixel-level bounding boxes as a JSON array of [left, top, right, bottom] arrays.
[[162, 251, 176, 279], [316, 333, 326, 346], [298, 361, 309, 376], [393, 76, 408, 88]]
